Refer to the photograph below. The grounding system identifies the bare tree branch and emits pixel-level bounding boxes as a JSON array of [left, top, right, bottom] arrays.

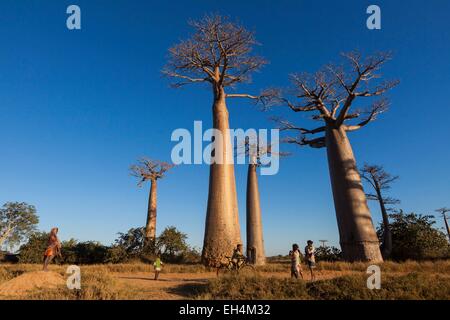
[[130, 158, 174, 186], [344, 99, 389, 132], [272, 117, 326, 135], [226, 93, 260, 99], [361, 164, 399, 193], [283, 135, 326, 149], [164, 15, 267, 92], [335, 51, 396, 125], [162, 71, 211, 88], [435, 208, 450, 217], [226, 88, 279, 107], [235, 136, 290, 167]]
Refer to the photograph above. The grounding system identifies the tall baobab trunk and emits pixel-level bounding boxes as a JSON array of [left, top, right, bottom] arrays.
[[246, 163, 266, 265], [145, 179, 157, 244], [374, 182, 392, 259], [326, 126, 383, 262], [202, 88, 241, 265]]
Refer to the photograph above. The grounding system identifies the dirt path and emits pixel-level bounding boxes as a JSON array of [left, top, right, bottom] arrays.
[[112, 270, 359, 300], [112, 272, 216, 299]]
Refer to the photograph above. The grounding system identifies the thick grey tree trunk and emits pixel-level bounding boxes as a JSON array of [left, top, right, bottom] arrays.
[[246, 163, 266, 265], [202, 88, 241, 265], [145, 179, 157, 244], [326, 126, 383, 262], [375, 185, 392, 259]]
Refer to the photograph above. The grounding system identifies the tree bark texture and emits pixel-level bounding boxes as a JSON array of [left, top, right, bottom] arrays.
[[326, 126, 383, 262], [375, 184, 392, 259], [246, 164, 266, 265], [202, 90, 241, 266], [145, 179, 157, 243]]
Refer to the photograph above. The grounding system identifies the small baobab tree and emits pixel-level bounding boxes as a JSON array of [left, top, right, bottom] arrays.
[[361, 164, 400, 259], [238, 138, 288, 266], [164, 15, 272, 265], [274, 51, 398, 262], [130, 158, 174, 246], [435, 207, 450, 242]]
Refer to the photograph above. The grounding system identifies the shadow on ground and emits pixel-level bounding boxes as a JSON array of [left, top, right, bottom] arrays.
[[166, 282, 209, 298]]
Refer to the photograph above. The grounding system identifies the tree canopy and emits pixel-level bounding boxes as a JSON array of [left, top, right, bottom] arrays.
[[156, 226, 188, 259], [273, 51, 399, 148], [130, 158, 174, 185], [164, 14, 274, 103], [377, 211, 450, 261], [0, 202, 39, 250], [361, 164, 400, 206]]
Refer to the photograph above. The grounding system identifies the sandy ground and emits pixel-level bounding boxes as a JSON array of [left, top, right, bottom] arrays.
[[111, 270, 358, 300], [2, 268, 443, 300], [0, 269, 359, 300], [0, 271, 65, 297], [113, 272, 216, 300]]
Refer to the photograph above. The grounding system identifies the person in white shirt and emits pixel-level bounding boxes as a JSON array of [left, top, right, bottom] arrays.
[[304, 240, 316, 281], [289, 243, 303, 279]]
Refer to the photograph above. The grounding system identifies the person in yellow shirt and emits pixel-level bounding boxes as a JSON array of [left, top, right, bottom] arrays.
[[153, 252, 163, 280]]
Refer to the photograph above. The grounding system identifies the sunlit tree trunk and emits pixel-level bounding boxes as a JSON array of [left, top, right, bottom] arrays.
[[326, 126, 383, 262], [374, 182, 392, 259], [202, 88, 241, 265], [444, 216, 450, 243], [246, 163, 266, 265], [145, 179, 157, 244]]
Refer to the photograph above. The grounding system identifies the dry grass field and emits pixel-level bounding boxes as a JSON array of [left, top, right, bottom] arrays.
[[1, 260, 449, 300]]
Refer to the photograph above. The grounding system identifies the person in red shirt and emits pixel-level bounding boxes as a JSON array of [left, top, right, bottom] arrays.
[[42, 227, 61, 271]]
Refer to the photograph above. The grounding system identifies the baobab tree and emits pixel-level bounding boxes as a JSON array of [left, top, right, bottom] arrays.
[[164, 15, 271, 265], [130, 158, 174, 246], [361, 164, 400, 259], [239, 138, 287, 266], [435, 207, 450, 242], [275, 51, 398, 262]]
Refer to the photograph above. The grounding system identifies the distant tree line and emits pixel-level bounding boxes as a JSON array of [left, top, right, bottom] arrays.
[[17, 226, 201, 265], [315, 211, 450, 262], [1, 201, 449, 264]]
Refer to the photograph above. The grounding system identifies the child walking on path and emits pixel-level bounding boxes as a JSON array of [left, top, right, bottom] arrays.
[[153, 254, 163, 280]]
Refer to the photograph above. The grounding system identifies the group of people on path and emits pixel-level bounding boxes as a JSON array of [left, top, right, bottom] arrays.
[[229, 242, 317, 281], [289, 241, 316, 281]]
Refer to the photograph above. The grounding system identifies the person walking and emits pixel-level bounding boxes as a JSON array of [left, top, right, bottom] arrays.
[[289, 243, 304, 279], [42, 227, 61, 271], [153, 253, 164, 280], [304, 240, 316, 281]]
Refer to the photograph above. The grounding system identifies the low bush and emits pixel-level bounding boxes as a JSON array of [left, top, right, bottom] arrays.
[[16, 226, 200, 265]]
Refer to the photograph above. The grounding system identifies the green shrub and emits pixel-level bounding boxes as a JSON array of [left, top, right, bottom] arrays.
[[378, 211, 450, 261], [18, 232, 48, 263], [18, 234, 108, 265], [315, 246, 342, 262]]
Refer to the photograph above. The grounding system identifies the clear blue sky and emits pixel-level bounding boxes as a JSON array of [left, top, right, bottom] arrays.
[[1, 1, 449, 255]]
